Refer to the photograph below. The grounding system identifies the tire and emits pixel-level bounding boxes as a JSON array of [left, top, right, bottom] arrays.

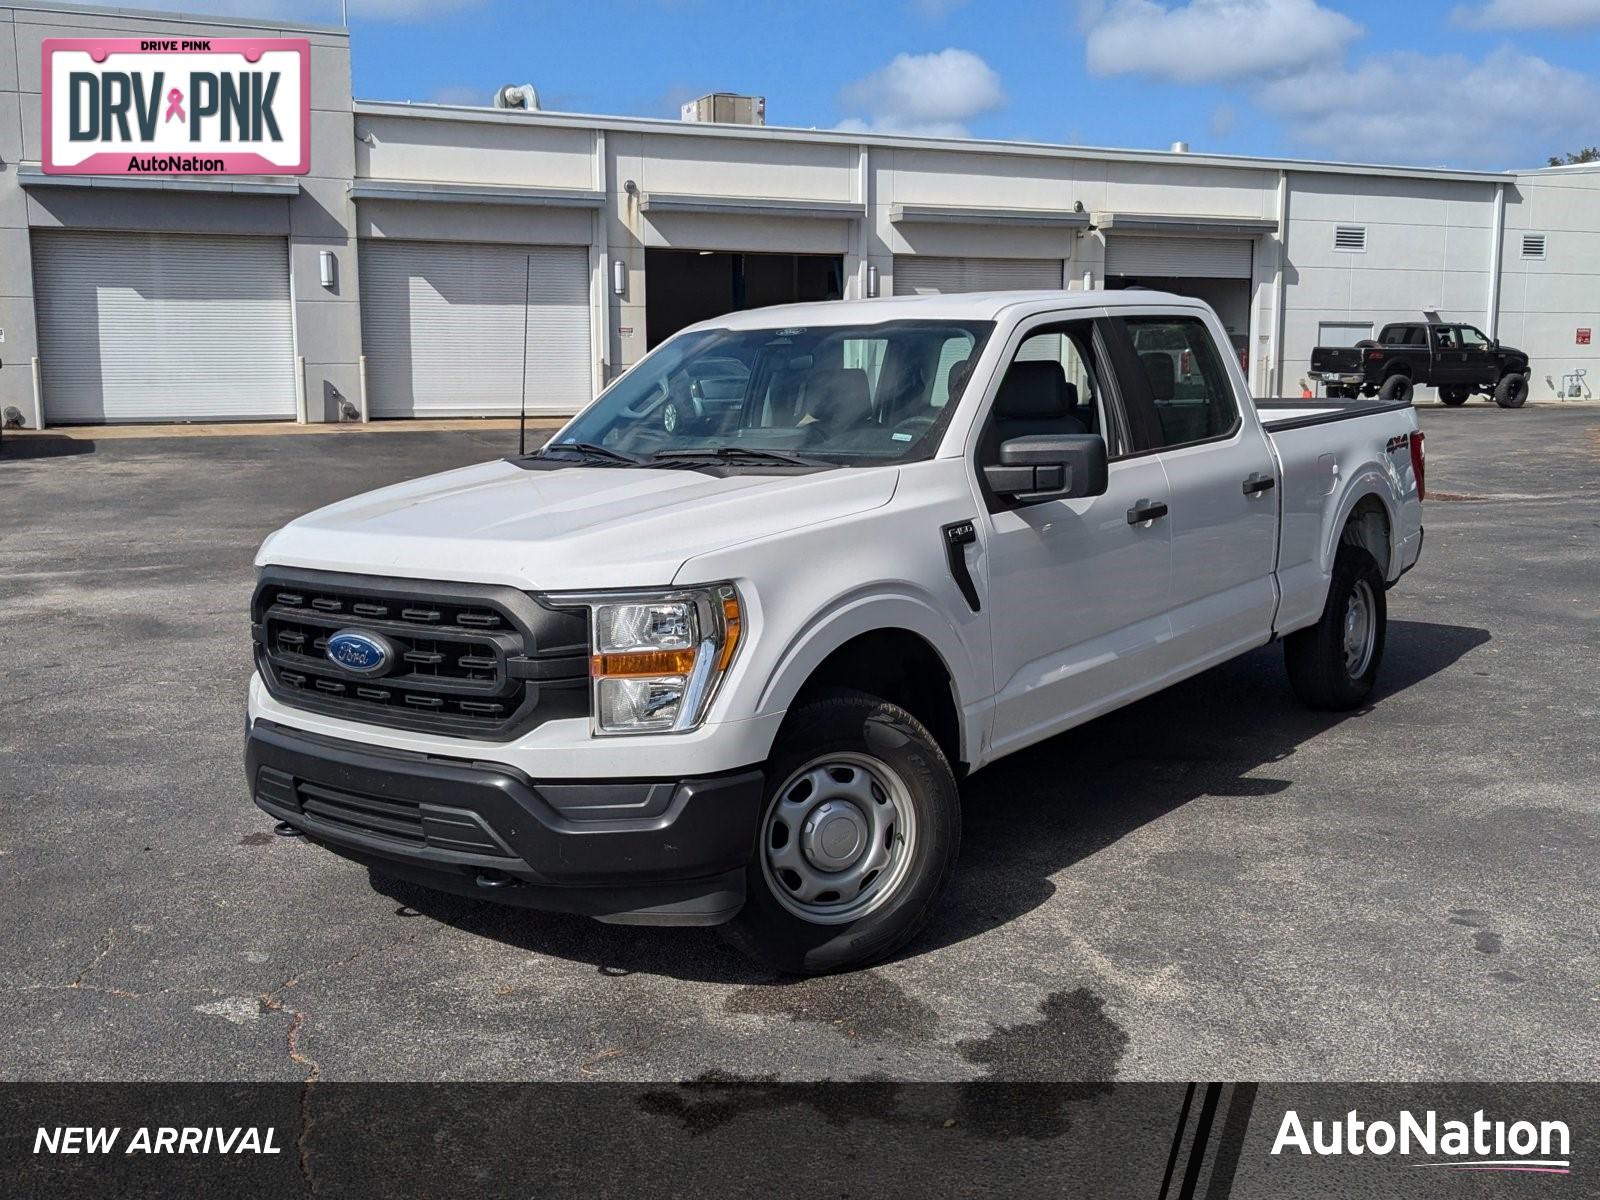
[[1438, 385, 1470, 406], [661, 398, 689, 434], [1325, 384, 1352, 399], [1494, 372, 1529, 409], [1284, 546, 1387, 711], [1379, 374, 1414, 404], [722, 689, 960, 975]]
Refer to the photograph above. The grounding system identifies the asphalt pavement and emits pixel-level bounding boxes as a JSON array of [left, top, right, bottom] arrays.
[[1, 402, 1595, 1082]]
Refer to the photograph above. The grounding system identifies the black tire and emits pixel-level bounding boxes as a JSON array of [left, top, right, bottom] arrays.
[[722, 689, 960, 975], [1438, 385, 1470, 406], [1284, 546, 1387, 711], [1325, 384, 1352, 399], [1494, 372, 1529, 409], [1379, 374, 1414, 404]]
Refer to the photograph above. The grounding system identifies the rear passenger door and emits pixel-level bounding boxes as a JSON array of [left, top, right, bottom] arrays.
[[1108, 311, 1279, 672], [1431, 325, 1467, 384]]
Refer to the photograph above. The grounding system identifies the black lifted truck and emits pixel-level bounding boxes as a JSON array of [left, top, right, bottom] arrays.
[[1310, 321, 1531, 408]]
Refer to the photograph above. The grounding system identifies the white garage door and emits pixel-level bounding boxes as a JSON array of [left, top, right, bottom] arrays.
[[893, 255, 1064, 295], [361, 241, 592, 418], [33, 231, 297, 424], [1104, 235, 1253, 279]]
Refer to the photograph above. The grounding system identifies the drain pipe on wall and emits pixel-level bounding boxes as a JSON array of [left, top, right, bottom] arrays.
[[1487, 180, 1506, 340], [1270, 169, 1290, 397]]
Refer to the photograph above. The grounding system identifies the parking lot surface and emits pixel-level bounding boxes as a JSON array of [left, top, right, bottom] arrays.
[[2, 404, 1596, 1082]]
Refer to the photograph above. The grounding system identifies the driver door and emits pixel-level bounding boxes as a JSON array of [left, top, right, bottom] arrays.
[[977, 314, 1175, 758]]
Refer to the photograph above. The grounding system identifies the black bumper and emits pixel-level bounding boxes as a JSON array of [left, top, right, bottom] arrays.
[[245, 719, 764, 926]]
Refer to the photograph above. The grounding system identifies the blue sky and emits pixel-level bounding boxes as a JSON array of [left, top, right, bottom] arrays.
[[82, 0, 1600, 168]]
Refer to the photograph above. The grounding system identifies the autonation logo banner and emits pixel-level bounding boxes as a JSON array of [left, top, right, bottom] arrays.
[[42, 38, 310, 175], [1272, 1107, 1573, 1175]]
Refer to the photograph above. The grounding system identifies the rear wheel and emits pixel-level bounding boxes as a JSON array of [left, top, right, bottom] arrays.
[[1379, 374, 1414, 404], [723, 689, 960, 975], [1438, 385, 1470, 406], [1494, 372, 1529, 409], [1284, 546, 1387, 711]]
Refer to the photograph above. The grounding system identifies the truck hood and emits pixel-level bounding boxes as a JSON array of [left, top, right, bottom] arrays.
[[256, 459, 900, 590]]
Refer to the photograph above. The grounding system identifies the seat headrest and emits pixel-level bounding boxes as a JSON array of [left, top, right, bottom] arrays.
[[803, 367, 872, 428], [1140, 352, 1176, 402], [1061, 380, 1080, 414], [946, 357, 973, 398], [995, 360, 1069, 420]]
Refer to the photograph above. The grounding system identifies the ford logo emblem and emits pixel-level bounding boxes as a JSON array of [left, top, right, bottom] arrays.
[[326, 629, 394, 678]]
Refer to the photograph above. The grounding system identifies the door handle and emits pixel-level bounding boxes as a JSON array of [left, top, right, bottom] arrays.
[[1126, 500, 1169, 525], [1242, 473, 1276, 496]]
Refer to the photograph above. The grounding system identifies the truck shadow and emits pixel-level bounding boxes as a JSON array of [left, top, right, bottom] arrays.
[[371, 618, 1490, 984]]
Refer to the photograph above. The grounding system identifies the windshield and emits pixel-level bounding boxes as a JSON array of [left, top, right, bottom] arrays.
[[550, 319, 994, 467]]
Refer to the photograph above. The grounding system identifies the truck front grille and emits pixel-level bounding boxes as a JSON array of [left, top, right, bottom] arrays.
[[252, 569, 589, 740]]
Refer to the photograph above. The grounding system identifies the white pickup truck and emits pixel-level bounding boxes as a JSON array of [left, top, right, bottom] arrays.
[[247, 292, 1424, 974]]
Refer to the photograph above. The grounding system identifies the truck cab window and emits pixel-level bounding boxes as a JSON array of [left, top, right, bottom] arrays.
[[1459, 326, 1491, 348], [1124, 317, 1239, 449], [1004, 327, 1106, 437], [1432, 326, 1460, 350]]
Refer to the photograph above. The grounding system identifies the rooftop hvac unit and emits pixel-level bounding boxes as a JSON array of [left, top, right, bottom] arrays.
[[494, 84, 540, 112], [680, 93, 766, 126]]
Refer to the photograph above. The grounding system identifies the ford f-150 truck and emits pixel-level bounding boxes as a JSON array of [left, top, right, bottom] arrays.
[[1309, 321, 1530, 408], [246, 292, 1424, 974]]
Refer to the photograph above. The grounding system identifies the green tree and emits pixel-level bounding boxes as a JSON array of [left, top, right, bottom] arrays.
[[1547, 147, 1600, 166]]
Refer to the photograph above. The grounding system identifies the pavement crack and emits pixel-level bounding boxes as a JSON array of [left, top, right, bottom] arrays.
[[69, 928, 118, 990]]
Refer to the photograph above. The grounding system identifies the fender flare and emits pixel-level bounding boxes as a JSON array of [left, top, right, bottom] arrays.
[[1323, 472, 1398, 579], [753, 586, 980, 760]]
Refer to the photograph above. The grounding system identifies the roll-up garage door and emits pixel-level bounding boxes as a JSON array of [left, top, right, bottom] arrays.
[[1103, 235, 1252, 279], [893, 255, 1064, 295], [361, 241, 592, 418], [33, 231, 297, 424]]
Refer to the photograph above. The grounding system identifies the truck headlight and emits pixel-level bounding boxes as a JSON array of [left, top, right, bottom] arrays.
[[560, 584, 743, 735]]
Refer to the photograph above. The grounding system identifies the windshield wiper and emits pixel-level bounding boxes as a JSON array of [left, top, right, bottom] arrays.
[[538, 440, 646, 465], [650, 446, 830, 467]]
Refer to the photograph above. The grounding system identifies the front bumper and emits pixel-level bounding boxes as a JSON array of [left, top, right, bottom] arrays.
[[246, 718, 764, 926]]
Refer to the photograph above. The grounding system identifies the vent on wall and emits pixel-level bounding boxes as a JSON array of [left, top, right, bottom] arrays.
[[1333, 226, 1367, 252], [1522, 233, 1547, 259]]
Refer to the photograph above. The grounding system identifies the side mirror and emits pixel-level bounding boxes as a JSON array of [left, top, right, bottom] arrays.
[[984, 434, 1108, 504]]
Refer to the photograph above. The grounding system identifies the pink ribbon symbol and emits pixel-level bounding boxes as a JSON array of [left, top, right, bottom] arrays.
[[164, 88, 185, 123]]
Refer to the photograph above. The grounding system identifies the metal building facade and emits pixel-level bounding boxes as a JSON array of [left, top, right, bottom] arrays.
[[1, 0, 1596, 430]]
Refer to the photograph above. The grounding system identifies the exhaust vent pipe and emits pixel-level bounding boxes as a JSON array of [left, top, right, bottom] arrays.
[[494, 83, 540, 112]]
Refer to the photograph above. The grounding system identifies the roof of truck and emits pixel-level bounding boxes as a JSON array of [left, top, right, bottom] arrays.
[[690, 289, 1210, 332]]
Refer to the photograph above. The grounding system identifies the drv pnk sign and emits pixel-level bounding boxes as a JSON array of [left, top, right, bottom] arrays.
[[42, 38, 310, 176]]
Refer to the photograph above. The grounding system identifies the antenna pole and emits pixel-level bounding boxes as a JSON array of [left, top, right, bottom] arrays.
[[518, 256, 532, 456]]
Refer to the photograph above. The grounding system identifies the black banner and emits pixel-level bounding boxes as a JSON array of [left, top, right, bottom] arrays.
[[3, 1083, 1592, 1198]]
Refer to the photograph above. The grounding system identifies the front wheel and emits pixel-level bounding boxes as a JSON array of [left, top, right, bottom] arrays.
[[722, 689, 960, 975], [1495, 372, 1529, 409], [1284, 547, 1387, 710]]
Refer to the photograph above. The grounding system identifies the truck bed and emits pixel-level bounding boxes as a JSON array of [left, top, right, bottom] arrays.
[[1255, 395, 1412, 432]]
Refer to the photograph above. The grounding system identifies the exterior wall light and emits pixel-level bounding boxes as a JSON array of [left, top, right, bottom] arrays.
[[867, 263, 879, 298], [611, 257, 627, 298], [319, 250, 337, 290]]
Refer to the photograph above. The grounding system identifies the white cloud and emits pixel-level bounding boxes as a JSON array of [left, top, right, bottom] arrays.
[[1256, 46, 1600, 166], [907, 0, 969, 18], [1084, 0, 1363, 84], [1451, 0, 1600, 28], [54, 0, 481, 22], [837, 48, 1004, 136]]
